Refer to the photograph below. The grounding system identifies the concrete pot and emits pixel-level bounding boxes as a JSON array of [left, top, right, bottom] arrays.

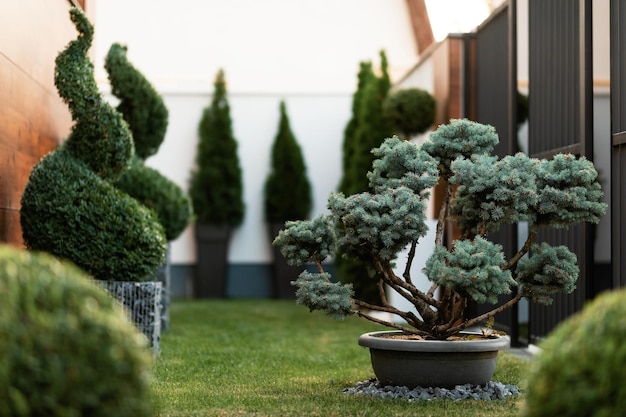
[[358, 330, 510, 389]]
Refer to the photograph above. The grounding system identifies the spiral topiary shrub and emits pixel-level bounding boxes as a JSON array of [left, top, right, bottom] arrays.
[[383, 87, 436, 139], [0, 245, 154, 417], [115, 157, 193, 241], [19, 7, 166, 282], [522, 288, 626, 417], [105, 43, 192, 241]]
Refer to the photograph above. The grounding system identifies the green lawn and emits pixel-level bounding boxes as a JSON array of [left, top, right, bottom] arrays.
[[152, 300, 526, 417]]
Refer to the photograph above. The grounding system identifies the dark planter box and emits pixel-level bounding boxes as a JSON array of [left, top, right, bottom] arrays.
[[195, 224, 231, 298], [270, 223, 301, 299]]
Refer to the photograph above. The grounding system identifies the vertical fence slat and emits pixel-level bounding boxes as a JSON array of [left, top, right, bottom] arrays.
[[527, 0, 592, 342]]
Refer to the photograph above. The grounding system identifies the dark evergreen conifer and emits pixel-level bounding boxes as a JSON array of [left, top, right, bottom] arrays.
[[336, 51, 393, 304], [264, 101, 312, 222], [347, 50, 392, 195], [339, 61, 373, 195], [189, 69, 245, 226]]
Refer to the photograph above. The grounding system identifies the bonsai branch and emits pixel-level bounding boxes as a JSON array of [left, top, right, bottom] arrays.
[[354, 305, 430, 336], [375, 259, 440, 314], [503, 225, 538, 271], [451, 291, 525, 334], [402, 241, 417, 285], [435, 181, 452, 247]]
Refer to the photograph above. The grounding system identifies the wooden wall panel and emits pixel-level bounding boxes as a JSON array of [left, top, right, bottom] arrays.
[[0, 0, 79, 246], [405, 0, 435, 54], [431, 39, 450, 125]]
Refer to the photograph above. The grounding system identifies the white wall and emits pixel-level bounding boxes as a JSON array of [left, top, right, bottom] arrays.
[[89, 0, 419, 264]]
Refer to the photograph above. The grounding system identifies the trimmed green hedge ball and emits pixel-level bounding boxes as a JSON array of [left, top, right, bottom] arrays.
[[523, 289, 626, 417], [0, 246, 154, 417]]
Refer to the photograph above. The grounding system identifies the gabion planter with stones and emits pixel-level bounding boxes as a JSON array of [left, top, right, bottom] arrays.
[[97, 280, 162, 355], [155, 244, 171, 332]]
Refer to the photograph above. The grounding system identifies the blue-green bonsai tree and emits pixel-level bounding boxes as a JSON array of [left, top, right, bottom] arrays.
[[20, 7, 166, 282], [274, 118, 607, 340]]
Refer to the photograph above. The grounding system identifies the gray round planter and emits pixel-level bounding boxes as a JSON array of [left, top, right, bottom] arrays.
[[358, 330, 511, 389]]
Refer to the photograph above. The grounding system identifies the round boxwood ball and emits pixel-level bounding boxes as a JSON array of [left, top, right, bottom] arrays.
[[383, 88, 436, 138], [523, 289, 626, 417], [0, 246, 154, 417]]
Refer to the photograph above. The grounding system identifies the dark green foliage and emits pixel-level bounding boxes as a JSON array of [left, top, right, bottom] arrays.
[[517, 90, 529, 129], [523, 288, 626, 417], [105, 43, 167, 159], [383, 88, 436, 139], [0, 246, 154, 417], [336, 51, 393, 304], [20, 7, 166, 282], [339, 62, 372, 195], [344, 51, 393, 196], [105, 43, 193, 240], [54, 10, 133, 183], [189, 69, 245, 225], [115, 157, 193, 240], [21, 149, 166, 281], [264, 101, 312, 223]]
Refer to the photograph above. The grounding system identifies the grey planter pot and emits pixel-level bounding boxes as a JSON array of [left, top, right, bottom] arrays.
[[96, 280, 162, 356], [194, 224, 231, 298], [358, 330, 511, 389]]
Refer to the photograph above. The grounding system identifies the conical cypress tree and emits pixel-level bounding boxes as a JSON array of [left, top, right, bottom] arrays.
[[347, 50, 392, 195], [189, 69, 245, 226], [264, 101, 312, 222], [336, 51, 393, 304], [105, 43, 193, 241], [339, 61, 373, 195]]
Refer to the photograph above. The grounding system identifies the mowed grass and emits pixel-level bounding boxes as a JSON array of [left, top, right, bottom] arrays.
[[152, 300, 526, 417]]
